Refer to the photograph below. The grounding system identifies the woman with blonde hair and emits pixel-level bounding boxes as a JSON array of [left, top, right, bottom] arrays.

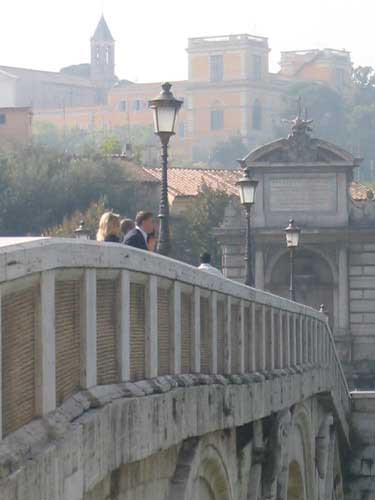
[[96, 212, 121, 243]]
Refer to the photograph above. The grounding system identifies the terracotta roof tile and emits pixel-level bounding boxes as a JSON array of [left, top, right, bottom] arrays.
[[142, 168, 375, 203], [350, 182, 375, 201], [142, 167, 242, 197]]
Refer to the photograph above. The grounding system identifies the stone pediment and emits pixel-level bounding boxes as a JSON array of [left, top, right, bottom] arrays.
[[243, 116, 356, 165]]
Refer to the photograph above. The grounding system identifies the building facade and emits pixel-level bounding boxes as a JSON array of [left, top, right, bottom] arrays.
[[0, 16, 116, 110], [33, 27, 353, 162], [0, 106, 32, 145]]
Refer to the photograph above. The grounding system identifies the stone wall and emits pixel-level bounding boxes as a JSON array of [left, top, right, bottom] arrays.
[[349, 244, 375, 387]]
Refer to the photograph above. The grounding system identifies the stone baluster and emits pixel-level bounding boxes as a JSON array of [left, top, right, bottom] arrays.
[[269, 307, 275, 371], [171, 281, 182, 375], [239, 300, 246, 373], [278, 310, 284, 370], [250, 302, 256, 372], [285, 312, 291, 369], [192, 287, 201, 373], [36, 270, 56, 416], [210, 291, 218, 374], [291, 313, 297, 368], [80, 269, 97, 389], [259, 305, 267, 372], [117, 270, 130, 381], [224, 296, 232, 374], [146, 275, 158, 379]]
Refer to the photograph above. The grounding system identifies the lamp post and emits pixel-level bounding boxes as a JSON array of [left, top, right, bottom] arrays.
[[236, 169, 258, 286], [285, 219, 301, 301], [74, 220, 91, 240], [148, 82, 183, 256]]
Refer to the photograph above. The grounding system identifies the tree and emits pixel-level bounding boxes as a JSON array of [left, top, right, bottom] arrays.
[[171, 184, 231, 266], [211, 136, 248, 168], [0, 144, 159, 236], [44, 198, 107, 238], [352, 66, 375, 105], [99, 135, 122, 155], [279, 81, 347, 146]]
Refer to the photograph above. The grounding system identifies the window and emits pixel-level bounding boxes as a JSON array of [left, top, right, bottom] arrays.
[[105, 47, 110, 65], [336, 68, 345, 88], [178, 122, 185, 138], [252, 100, 262, 130], [0, 114, 6, 125], [253, 54, 262, 81], [132, 99, 141, 112], [211, 109, 224, 130], [95, 46, 100, 65], [118, 100, 127, 112], [210, 55, 224, 82]]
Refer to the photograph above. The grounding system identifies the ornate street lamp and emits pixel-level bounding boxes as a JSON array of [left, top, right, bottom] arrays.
[[285, 219, 301, 301], [236, 168, 258, 286], [149, 82, 183, 256], [74, 220, 91, 240]]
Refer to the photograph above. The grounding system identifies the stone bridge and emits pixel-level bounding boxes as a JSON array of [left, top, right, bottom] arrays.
[[0, 239, 351, 500]]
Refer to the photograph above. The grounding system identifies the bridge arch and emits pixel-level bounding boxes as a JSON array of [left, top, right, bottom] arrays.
[[168, 436, 233, 500], [286, 404, 315, 500]]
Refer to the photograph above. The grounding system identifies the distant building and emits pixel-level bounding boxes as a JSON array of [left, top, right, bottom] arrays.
[[33, 26, 353, 162], [0, 16, 116, 110], [0, 107, 32, 145]]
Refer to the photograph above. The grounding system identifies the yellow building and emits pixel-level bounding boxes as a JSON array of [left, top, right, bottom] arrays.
[[34, 27, 353, 163]]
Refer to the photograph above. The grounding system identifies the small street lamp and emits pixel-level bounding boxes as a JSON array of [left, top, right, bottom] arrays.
[[149, 82, 183, 256], [236, 168, 258, 286], [285, 219, 301, 301], [74, 220, 91, 240]]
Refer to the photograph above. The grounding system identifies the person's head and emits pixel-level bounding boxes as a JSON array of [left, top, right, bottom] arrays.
[[96, 212, 121, 241], [200, 252, 211, 264], [120, 218, 135, 236], [135, 211, 154, 234]]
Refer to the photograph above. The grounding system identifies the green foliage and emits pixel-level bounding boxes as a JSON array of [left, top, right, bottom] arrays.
[[99, 135, 122, 155], [0, 145, 159, 236], [279, 81, 347, 145], [171, 184, 230, 266], [44, 198, 107, 238], [33, 122, 158, 163], [211, 136, 248, 168]]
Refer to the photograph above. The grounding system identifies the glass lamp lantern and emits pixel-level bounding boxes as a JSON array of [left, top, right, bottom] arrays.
[[148, 82, 183, 136], [236, 170, 258, 206], [285, 219, 301, 248]]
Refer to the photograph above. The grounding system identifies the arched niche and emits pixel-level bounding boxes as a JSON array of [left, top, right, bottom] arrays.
[[266, 248, 336, 326], [287, 460, 304, 500]]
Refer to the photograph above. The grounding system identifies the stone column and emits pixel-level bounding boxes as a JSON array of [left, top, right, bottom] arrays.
[[338, 245, 349, 332], [255, 249, 264, 290]]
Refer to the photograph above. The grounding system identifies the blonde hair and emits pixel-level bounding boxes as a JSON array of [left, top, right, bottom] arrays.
[[96, 212, 121, 241]]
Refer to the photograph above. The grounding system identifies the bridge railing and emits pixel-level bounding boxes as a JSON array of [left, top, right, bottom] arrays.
[[0, 238, 350, 439]]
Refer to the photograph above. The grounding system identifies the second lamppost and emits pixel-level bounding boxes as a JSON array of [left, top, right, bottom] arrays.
[[285, 219, 301, 301], [236, 168, 258, 286], [148, 82, 183, 256]]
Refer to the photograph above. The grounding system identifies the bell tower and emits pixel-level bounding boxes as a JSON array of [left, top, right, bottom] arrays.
[[90, 15, 116, 87]]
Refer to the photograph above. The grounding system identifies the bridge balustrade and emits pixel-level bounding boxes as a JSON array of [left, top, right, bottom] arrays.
[[0, 238, 350, 439]]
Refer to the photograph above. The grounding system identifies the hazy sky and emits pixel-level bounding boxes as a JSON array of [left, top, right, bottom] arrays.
[[1, 0, 374, 82]]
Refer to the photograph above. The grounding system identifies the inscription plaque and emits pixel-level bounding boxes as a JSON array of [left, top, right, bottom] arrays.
[[268, 175, 337, 212]]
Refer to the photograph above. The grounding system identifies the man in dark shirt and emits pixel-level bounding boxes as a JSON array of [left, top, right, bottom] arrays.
[[123, 211, 154, 251]]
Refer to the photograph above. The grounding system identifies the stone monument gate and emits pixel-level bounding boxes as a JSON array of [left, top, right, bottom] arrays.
[[217, 116, 375, 388]]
